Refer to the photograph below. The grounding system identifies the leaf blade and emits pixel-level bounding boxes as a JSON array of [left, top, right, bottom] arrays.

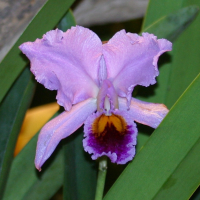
[[153, 135, 200, 200], [165, 0, 200, 108], [63, 131, 97, 200], [104, 73, 200, 200], [3, 111, 63, 200], [143, 5, 199, 42], [142, 0, 184, 29], [0, 67, 35, 199]]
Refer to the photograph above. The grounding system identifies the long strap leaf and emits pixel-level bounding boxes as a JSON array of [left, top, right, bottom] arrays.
[[0, 67, 35, 199]]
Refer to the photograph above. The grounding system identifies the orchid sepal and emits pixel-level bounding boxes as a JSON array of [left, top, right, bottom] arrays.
[[35, 98, 97, 170]]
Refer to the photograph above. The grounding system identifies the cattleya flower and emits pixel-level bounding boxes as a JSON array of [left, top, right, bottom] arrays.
[[19, 26, 172, 170]]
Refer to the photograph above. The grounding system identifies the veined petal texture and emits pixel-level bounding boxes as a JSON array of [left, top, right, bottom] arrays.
[[103, 31, 172, 99], [119, 97, 169, 128], [19, 26, 102, 111], [35, 98, 97, 170]]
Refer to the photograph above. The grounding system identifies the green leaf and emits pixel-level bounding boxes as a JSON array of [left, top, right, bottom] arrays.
[[0, 0, 74, 104], [191, 188, 200, 200], [165, 0, 200, 108], [153, 134, 200, 200], [0, 67, 35, 199], [143, 5, 199, 42], [142, 0, 185, 29], [58, 9, 76, 31], [63, 130, 97, 200], [3, 112, 63, 200], [104, 73, 200, 200]]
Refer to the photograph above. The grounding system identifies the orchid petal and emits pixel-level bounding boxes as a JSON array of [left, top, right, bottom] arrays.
[[35, 98, 97, 170], [119, 97, 169, 128], [103, 31, 172, 100], [19, 26, 102, 111]]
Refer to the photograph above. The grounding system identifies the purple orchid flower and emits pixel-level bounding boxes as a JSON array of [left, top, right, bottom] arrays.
[[19, 26, 172, 170]]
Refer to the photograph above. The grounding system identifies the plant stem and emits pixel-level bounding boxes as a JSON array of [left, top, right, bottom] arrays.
[[95, 156, 107, 200]]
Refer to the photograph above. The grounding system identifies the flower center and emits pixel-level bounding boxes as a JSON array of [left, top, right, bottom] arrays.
[[92, 114, 127, 138], [97, 79, 119, 114]]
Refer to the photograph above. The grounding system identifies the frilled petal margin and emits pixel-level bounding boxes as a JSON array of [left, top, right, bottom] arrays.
[[103, 31, 172, 101], [19, 26, 102, 111], [35, 98, 97, 170], [83, 110, 137, 164], [119, 97, 169, 128]]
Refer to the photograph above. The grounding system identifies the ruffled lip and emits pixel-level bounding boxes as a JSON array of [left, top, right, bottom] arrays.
[[83, 109, 138, 164]]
